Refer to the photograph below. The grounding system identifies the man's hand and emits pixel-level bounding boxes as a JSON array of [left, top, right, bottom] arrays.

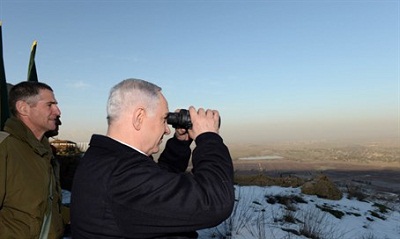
[[188, 106, 219, 140], [175, 128, 190, 141]]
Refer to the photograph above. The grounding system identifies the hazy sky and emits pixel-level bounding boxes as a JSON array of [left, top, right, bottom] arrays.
[[1, 0, 398, 144]]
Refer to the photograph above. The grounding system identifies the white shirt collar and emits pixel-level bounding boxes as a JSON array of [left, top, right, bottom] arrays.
[[108, 136, 147, 156]]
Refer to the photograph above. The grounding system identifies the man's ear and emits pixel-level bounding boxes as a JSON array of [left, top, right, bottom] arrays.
[[15, 100, 30, 116], [132, 107, 145, 130]]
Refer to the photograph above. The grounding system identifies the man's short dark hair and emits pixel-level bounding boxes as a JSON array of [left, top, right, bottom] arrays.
[[8, 81, 53, 117]]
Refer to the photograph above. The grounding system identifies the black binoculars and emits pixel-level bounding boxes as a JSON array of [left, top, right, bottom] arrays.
[[166, 109, 221, 130]]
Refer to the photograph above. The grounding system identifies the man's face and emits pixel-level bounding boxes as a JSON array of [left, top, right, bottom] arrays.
[[142, 93, 171, 155], [27, 89, 61, 137]]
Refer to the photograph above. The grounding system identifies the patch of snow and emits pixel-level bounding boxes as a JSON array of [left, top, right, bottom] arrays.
[[198, 185, 400, 239]]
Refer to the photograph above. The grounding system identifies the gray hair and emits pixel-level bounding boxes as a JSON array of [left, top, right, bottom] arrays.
[[106, 78, 162, 125]]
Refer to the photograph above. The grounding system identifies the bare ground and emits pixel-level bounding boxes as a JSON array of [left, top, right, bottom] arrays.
[[233, 159, 400, 194], [229, 139, 400, 194]]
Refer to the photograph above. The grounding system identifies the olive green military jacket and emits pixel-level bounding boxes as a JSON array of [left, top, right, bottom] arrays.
[[0, 117, 64, 239]]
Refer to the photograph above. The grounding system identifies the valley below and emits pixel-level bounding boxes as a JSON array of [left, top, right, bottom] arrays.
[[229, 138, 400, 194]]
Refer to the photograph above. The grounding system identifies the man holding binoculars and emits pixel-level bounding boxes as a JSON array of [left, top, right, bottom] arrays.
[[71, 78, 234, 239]]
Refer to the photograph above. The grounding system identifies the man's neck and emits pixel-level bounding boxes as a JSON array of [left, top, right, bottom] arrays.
[[19, 117, 44, 141]]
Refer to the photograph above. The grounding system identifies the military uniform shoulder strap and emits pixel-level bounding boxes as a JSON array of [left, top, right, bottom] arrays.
[[0, 131, 10, 143]]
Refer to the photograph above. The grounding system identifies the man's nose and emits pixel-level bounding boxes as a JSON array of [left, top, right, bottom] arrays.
[[54, 105, 61, 116]]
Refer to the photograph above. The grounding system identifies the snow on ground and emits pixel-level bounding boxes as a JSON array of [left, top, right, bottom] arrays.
[[198, 185, 400, 239]]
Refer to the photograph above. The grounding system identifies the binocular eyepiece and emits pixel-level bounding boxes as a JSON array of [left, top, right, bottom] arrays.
[[166, 109, 221, 130]]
